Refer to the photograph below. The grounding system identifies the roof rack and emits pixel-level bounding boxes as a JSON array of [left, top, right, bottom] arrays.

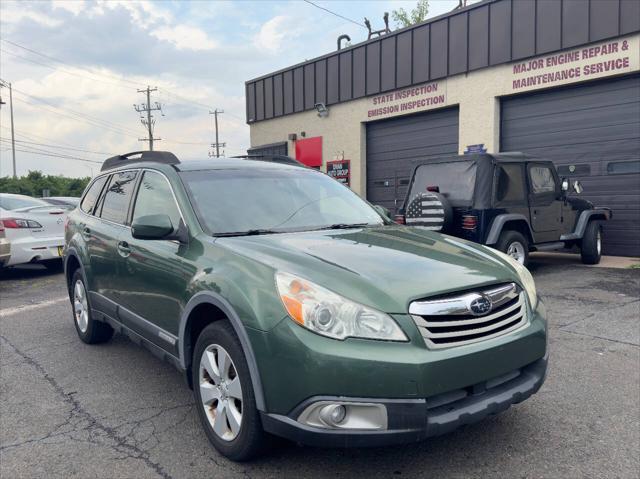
[[101, 151, 180, 171], [230, 154, 304, 167]]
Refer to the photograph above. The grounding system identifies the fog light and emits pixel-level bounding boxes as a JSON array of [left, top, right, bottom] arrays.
[[297, 401, 387, 430], [319, 404, 346, 426]]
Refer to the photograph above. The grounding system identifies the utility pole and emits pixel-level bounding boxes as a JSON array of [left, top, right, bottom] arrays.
[[209, 109, 225, 158], [0, 79, 17, 178], [134, 86, 163, 151]]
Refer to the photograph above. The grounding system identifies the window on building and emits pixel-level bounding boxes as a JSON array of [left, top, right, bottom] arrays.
[[529, 166, 556, 194], [132, 171, 181, 230], [80, 176, 108, 214], [99, 171, 138, 224], [496, 164, 525, 204], [607, 160, 640, 175], [557, 164, 591, 177]]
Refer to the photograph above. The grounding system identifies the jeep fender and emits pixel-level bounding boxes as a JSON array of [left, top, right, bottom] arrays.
[[179, 292, 266, 411], [485, 214, 534, 245], [560, 209, 611, 241]]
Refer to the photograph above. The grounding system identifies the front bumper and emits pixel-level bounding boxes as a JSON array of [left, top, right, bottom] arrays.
[[261, 353, 547, 447]]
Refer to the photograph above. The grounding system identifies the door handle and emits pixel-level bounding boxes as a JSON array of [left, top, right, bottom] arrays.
[[82, 226, 91, 237], [117, 241, 131, 257]]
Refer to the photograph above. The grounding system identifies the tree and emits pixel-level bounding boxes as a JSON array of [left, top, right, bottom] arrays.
[[0, 171, 90, 197], [392, 0, 429, 29]]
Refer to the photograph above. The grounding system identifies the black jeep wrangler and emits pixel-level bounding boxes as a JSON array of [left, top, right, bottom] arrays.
[[397, 153, 612, 266]]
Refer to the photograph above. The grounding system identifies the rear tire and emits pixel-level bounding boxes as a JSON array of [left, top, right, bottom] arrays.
[[496, 230, 529, 266], [580, 221, 602, 265], [70, 270, 113, 344], [192, 321, 266, 461]]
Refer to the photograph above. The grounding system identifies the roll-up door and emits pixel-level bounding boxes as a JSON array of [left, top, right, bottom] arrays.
[[501, 74, 640, 256]]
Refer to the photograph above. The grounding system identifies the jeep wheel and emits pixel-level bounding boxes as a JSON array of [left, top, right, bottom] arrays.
[[193, 321, 265, 461], [70, 270, 113, 344], [496, 230, 529, 266], [580, 221, 602, 265]]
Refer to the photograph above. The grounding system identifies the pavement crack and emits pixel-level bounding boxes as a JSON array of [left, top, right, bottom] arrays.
[[558, 298, 640, 331], [0, 334, 175, 479]]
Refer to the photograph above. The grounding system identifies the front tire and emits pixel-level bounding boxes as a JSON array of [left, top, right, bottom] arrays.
[[70, 270, 113, 344], [192, 321, 265, 461], [496, 230, 529, 266], [580, 221, 602, 264]]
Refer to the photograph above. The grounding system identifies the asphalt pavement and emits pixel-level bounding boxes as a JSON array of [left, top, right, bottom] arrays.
[[1, 259, 638, 478]]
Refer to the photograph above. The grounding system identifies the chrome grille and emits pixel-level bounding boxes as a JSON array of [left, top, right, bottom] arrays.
[[409, 283, 528, 348]]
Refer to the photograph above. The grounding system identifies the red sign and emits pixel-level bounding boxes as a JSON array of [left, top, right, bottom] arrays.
[[295, 136, 322, 167], [326, 160, 350, 186]]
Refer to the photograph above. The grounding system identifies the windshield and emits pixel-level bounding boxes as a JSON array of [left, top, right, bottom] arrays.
[[408, 161, 477, 205], [180, 168, 384, 235], [0, 195, 50, 211]]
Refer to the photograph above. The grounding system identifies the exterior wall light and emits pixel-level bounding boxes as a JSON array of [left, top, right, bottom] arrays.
[[315, 103, 329, 118]]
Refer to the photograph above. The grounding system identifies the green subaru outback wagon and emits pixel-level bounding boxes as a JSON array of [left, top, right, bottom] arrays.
[[64, 151, 547, 461]]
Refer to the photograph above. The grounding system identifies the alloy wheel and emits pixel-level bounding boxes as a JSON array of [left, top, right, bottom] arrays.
[[199, 344, 243, 441], [73, 279, 89, 333], [596, 230, 602, 255], [507, 241, 526, 264]]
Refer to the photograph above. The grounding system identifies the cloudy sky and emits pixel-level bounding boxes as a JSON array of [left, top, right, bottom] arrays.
[[0, 0, 462, 178]]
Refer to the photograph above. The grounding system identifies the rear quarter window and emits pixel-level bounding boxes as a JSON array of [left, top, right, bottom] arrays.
[[80, 176, 108, 214], [495, 164, 526, 204]]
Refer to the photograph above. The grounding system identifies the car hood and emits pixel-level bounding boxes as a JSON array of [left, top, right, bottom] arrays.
[[217, 226, 518, 314]]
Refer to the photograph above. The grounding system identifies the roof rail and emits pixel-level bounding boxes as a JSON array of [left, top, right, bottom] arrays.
[[101, 151, 180, 171], [230, 154, 305, 167]]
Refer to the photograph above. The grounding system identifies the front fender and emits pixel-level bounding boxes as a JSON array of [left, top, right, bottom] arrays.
[[179, 291, 267, 411]]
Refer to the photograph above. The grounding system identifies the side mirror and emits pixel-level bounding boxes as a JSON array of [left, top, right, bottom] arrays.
[[561, 178, 570, 193], [572, 180, 583, 194], [372, 204, 392, 220], [131, 214, 175, 240]]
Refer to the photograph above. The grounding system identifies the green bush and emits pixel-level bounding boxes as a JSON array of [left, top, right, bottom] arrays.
[[0, 171, 90, 198]]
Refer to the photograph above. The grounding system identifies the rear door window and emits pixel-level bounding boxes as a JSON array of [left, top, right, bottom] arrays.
[[98, 171, 139, 224], [80, 176, 108, 214], [495, 164, 526, 204]]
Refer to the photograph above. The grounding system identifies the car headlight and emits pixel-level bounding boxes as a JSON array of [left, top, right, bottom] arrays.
[[485, 248, 538, 310], [275, 272, 408, 341]]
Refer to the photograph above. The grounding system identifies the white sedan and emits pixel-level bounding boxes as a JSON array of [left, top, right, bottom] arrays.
[[0, 193, 67, 269]]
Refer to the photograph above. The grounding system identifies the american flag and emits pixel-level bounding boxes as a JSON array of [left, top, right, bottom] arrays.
[[405, 193, 445, 230]]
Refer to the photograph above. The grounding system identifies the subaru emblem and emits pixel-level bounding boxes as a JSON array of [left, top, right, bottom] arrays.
[[469, 295, 492, 316]]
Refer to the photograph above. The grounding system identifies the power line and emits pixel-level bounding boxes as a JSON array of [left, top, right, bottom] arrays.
[[10, 86, 141, 135], [302, 0, 366, 28], [0, 136, 113, 156], [0, 48, 137, 91], [0, 39, 146, 88], [0, 125, 93, 149], [2, 39, 240, 120], [134, 86, 163, 150], [1, 142, 103, 164], [12, 96, 141, 138]]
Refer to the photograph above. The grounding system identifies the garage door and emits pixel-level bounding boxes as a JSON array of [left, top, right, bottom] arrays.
[[366, 107, 459, 214], [501, 74, 640, 257]]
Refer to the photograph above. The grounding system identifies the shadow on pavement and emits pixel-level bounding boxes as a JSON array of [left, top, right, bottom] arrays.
[[0, 263, 64, 281]]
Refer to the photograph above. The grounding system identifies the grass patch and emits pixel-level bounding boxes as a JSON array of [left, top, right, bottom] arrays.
[[629, 264, 640, 269]]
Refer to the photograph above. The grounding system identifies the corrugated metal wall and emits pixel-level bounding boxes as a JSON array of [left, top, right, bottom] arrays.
[[501, 73, 640, 256], [246, 0, 640, 123]]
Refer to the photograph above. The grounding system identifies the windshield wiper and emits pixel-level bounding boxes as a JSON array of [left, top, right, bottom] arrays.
[[313, 223, 372, 231], [214, 229, 282, 237]]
